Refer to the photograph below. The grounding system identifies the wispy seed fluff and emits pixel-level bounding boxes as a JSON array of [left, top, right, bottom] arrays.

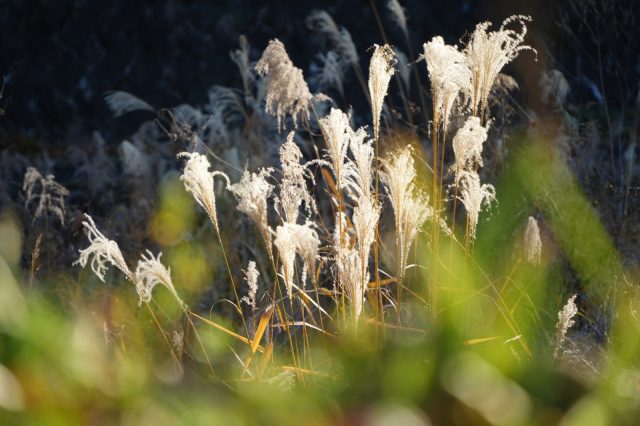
[[319, 108, 351, 191], [368, 44, 396, 139], [255, 39, 314, 131], [134, 251, 183, 307], [457, 170, 496, 240], [274, 222, 320, 300], [381, 147, 433, 281], [423, 36, 472, 136], [276, 132, 315, 224], [23, 167, 69, 226], [74, 214, 132, 282], [524, 216, 542, 265], [452, 116, 489, 182], [241, 260, 260, 310], [464, 15, 535, 117], [177, 152, 230, 233], [554, 294, 578, 358], [334, 213, 367, 320], [229, 168, 274, 258], [343, 126, 375, 203]]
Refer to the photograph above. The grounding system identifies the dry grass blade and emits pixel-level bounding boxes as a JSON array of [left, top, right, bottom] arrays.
[[189, 311, 263, 352], [251, 306, 273, 354], [463, 336, 501, 345]]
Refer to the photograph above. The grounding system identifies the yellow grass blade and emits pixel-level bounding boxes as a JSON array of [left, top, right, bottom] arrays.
[[251, 306, 273, 354], [463, 336, 501, 345], [189, 310, 263, 352]]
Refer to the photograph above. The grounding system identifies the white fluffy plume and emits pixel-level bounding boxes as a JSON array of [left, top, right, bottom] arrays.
[[452, 116, 489, 182], [368, 44, 396, 140], [256, 39, 314, 131], [134, 251, 183, 307], [74, 214, 132, 282], [178, 152, 230, 233]]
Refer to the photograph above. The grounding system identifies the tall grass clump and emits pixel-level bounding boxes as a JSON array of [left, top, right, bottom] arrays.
[[10, 7, 637, 424]]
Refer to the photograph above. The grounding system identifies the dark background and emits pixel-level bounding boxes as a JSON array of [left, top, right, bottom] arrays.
[[0, 0, 565, 144]]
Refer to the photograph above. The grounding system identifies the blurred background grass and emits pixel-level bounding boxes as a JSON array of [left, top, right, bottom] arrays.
[[1, 132, 639, 425]]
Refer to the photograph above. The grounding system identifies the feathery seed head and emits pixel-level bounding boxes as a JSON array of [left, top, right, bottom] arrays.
[[352, 197, 380, 270], [229, 168, 274, 256], [23, 167, 69, 226], [464, 15, 535, 117], [333, 213, 368, 320], [134, 251, 182, 307], [344, 127, 375, 203], [241, 260, 260, 310], [274, 222, 320, 299], [276, 132, 315, 224], [177, 152, 230, 232], [319, 108, 352, 187], [255, 39, 314, 131], [381, 147, 433, 279], [452, 117, 489, 182], [368, 44, 396, 139], [423, 36, 472, 134], [524, 216, 542, 265], [74, 214, 132, 282], [339, 246, 368, 320], [554, 294, 578, 358], [457, 170, 496, 240]]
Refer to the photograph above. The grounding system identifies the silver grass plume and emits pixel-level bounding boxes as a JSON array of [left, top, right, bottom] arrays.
[[74, 214, 132, 282], [343, 127, 375, 203], [457, 170, 496, 240], [333, 213, 367, 319], [241, 260, 260, 310], [177, 152, 230, 233], [255, 39, 314, 131], [274, 222, 320, 300], [23, 167, 69, 225], [134, 251, 183, 307], [319, 108, 352, 191], [554, 294, 578, 358], [423, 36, 472, 136], [104, 91, 154, 117], [368, 44, 396, 140], [229, 168, 274, 258], [276, 132, 315, 224], [306, 11, 359, 68], [524, 216, 542, 265], [452, 117, 489, 183], [352, 197, 379, 282], [387, 0, 408, 37], [380, 148, 433, 281], [345, 127, 379, 274], [464, 15, 535, 117]]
